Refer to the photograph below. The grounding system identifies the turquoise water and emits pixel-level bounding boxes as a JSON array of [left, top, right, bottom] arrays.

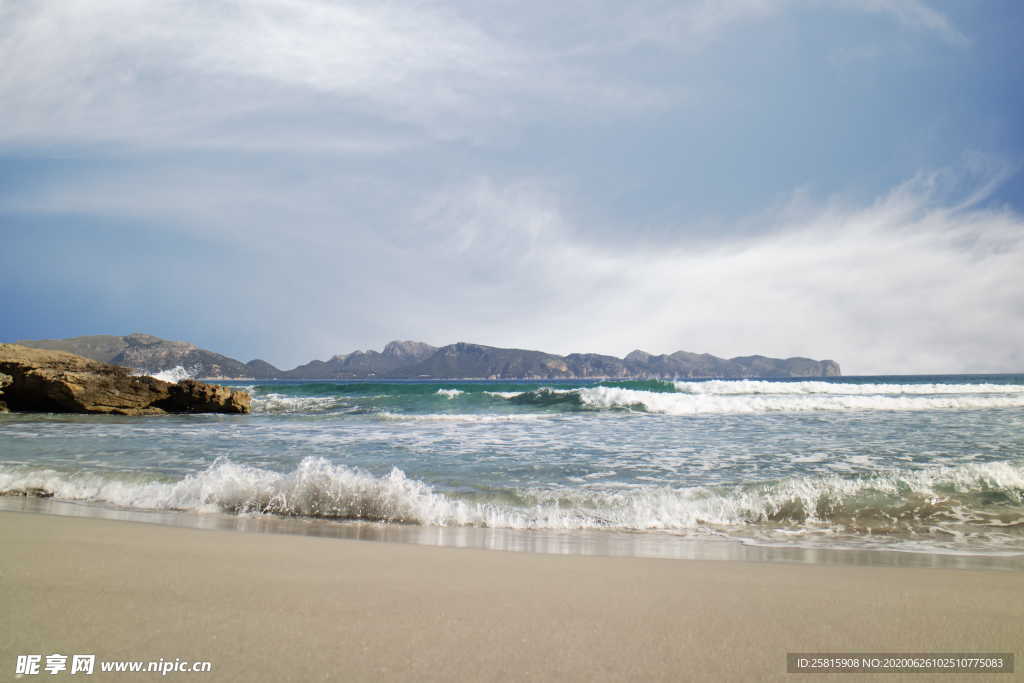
[[2, 376, 1023, 560]]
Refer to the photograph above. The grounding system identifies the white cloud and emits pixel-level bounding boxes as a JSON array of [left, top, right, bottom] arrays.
[[5, 150, 1020, 373], [384, 170, 1024, 375], [834, 0, 969, 46], [0, 0, 966, 148], [0, 0, 673, 147], [3, 1, 1003, 374]]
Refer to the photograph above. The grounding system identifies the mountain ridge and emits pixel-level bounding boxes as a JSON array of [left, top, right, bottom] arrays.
[[14, 334, 841, 379]]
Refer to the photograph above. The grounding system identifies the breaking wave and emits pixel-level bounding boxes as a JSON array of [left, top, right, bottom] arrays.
[[436, 389, 464, 399], [373, 412, 552, 423], [2, 459, 1022, 552], [674, 380, 1024, 395], [223, 378, 1024, 419], [138, 366, 194, 383], [484, 391, 525, 399], [492, 385, 1024, 415], [576, 386, 1024, 415], [251, 394, 347, 414]]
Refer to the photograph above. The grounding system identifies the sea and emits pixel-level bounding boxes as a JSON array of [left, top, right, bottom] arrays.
[[2, 374, 1023, 569]]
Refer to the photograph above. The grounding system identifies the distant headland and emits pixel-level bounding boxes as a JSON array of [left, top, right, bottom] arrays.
[[14, 333, 841, 380]]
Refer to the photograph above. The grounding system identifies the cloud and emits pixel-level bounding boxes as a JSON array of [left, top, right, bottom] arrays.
[[0, 0, 672, 147], [834, 0, 969, 47], [383, 168, 1024, 375], [8, 156, 1019, 373], [0, 0, 967, 147], [3, 1, 1011, 374]]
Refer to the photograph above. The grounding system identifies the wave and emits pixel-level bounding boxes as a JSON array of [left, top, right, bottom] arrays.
[[231, 379, 1024, 419], [372, 412, 552, 423], [494, 386, 1024, 415], [136, 366, 194, 383], [436, 389, 464, 399], [251, 394, 348, 414], [674, 380, 1024, 396], [2, 459, 1021, 549], [484, 391, 529, 399]]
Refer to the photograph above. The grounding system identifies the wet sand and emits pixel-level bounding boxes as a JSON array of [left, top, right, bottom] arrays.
[[1, 511, 1020, 681]]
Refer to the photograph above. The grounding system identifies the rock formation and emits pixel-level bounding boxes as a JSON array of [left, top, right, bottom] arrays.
[[0, 344, 250, 415], [0, 372, 11, 412]]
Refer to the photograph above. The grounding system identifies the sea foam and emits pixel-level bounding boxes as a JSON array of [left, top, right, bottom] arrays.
[[373, 412, 551, 423], [673, 380, 1024, 395], [436, 389, 464, 399], [490, 384, 1024, 415], [136, 366, 194, 382], [575, 386, 1024, 415], [251, 394, 346, 414], [2, 459, 1021, 547]]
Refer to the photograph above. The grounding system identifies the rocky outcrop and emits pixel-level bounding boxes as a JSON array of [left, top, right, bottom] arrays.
[[154, 379, 251, 414], [0, 344, 250, 415], [0, 372, 11, 412], [0, 487, 52, 497]]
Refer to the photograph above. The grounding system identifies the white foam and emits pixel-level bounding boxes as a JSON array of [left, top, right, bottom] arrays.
[[674, 380, 1024, 396], [373, 412, 551, 423], [436, 389, 464, 399], [578, 386, 1024, 415], [2, 459, 1020, 538], [251, 394, 343, 414], [137, 366, 194, 382]]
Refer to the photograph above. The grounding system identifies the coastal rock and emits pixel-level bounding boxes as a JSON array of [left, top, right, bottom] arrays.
[[156, 379, 251, 414], [0, 372, 9, 412], [0, 487, 53, 497], [0, 344, 250, 415]]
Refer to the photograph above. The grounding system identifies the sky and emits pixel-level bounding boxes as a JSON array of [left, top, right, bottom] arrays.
[[2, 0, 1023, 374]]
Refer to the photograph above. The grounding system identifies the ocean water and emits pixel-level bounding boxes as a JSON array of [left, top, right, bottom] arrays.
[[2, 375, 1023, 566]]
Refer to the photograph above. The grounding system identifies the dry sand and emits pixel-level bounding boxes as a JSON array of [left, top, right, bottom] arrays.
[[2, 511, 1021, 681]]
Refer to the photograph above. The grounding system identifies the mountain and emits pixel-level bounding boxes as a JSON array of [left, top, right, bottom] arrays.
[[244, 359, 284, 380], [395, 342, 570, 379], [282, 341, 839, 379], [14, 334, 841, 379], [16, 333, 282, 379], [282, 340, 438, 379]]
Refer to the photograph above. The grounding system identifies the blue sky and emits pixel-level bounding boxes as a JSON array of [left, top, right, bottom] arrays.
[[2, 0, 1022, 373]]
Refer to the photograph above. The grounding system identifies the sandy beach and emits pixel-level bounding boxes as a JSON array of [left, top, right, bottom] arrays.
[[1, 511, 1020, 681]]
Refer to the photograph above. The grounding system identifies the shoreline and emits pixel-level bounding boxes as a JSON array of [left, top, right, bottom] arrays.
[[3, 509, 1021, 681], [3, 497, 1022, 573]]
